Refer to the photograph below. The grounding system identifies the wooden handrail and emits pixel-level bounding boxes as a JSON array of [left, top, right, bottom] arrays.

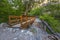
[[9, 15, 35, 29]]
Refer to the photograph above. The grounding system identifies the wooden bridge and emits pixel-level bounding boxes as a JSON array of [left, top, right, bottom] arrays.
[[9, 15, 35, 29]]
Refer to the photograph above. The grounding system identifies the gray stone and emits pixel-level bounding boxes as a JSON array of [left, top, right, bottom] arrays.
[[0, 18, 59, 40], [0, 23, 9, 28]]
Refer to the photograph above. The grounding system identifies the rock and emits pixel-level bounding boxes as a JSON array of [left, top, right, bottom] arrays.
[[48, 34, 59, 40], [34, 18, 41, 23], [56, 33, 60, 38], [0, 18, 52, 40], [0, 25, 51, 40], [0, 23, 9, 28]]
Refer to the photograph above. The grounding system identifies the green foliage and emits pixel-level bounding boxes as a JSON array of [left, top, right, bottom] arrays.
[[44, 4, 60, 19], [29, 7, 43, 16], [39, 4, 60, 33], [40, 14, 60, 33], [13, 0, 25, 15], [0, 0, 25, 23], [0, 0, 10, 23]]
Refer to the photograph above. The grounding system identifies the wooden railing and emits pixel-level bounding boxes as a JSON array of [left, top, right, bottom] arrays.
[[9, 15, 35, 29]]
